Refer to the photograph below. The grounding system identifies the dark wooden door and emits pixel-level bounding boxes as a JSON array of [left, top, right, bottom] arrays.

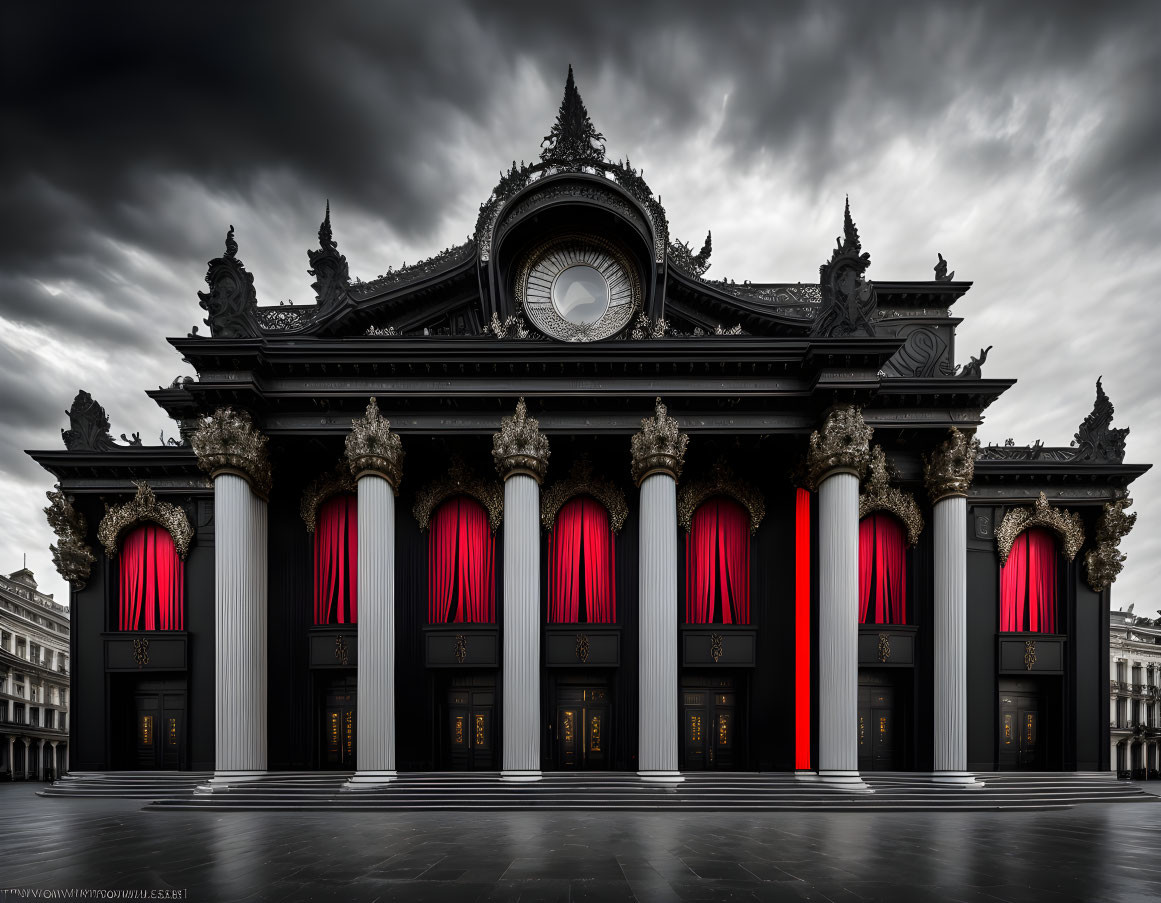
[[857, 684, 898, 771], [999, 692, 1041, 770], [553, 686, 610, 770], [681, 687, 738, 770], [133, 685, 186, 769], [446, 687, 495, 770], [321, 687, 357, 769], [134, 694, 159, 768]]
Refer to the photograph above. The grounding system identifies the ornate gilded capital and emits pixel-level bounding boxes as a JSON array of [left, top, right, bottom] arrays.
[[492, 398, 550, 483], [541, 457, 628, 533], [806, 405, 872, 489], [630, 397, 688, 485], [677, 457, 765, 534], [924, 428, 979, 502], [97, 481, 194, 560], [1085, 495, 1136, 592], [44, 486, 96, 590], [300, 463, 357, 532], [414, 456, 504, 532], [859, 447, 923, 545], [995, 492, 1085, 566], [191, 407, 272, 497], [345, 397, 404, 487]]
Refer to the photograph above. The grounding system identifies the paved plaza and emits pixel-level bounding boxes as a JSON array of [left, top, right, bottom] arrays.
[[2, 783, 1160, 902]]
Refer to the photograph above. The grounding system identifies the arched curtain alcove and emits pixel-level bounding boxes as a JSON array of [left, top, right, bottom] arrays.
[[119, 524, 184, 631], [547, 495, 616, 624], [313, 493, 358, 625], [858, 512, 908, 625], [428, 494, 495, 624], [1000, 527, 1058, 633], [685, 496, 750, 625]]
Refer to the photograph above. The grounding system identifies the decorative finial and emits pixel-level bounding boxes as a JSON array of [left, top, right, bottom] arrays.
[[841, 195, 861, 254], [1073, 376, 1129, 463], [813, 198, 874, 337], [492, 398, 550, 482], [345, 397, 404, 487], [935, 252, 954, 282], [319, 200, 334, 251], [629, 398, 688, 485], [224, 225, 237, 260], [957, 345, 992, 379], [540, 64, 606, 167]]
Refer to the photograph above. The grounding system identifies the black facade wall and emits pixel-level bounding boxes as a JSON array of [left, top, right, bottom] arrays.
[[185, 497, 216, 771], [966, 504, 997, 771], [72, 498, 106, 770], [912, 523, 935, 772], [1072, 565, 1103, 771], [395, 496, 433, 771]]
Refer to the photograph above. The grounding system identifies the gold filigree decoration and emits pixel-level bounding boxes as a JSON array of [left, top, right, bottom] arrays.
[[630, 397, 688, 485], [576, 633, 591, 663], [453, 634, 468, 664], [493, 397, 550, 482], [710, 632, 724, 663], [300, 462, 357, 533], [995, 492, 1085, 566], [192, 407, 272, 497], [923, 428, 979, 502], [334, 635, 349, 666], [878, 633, 891, 663], [44, 485, 96, 589], [413, 456, 504, 533], [132, 637, 150, 668], [678, 458, 766, 535], [97, 481, 194, 560], [1085, 496, 1136, 592], [345, 397, 404, 487], [541, 458, 628, 534], [859, 447, 923, 546], [1024, 640, 1037, 671], [806, 405, 872, 489]]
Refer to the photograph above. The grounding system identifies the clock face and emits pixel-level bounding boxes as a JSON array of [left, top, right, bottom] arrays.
[[518, 236, 640, 341]]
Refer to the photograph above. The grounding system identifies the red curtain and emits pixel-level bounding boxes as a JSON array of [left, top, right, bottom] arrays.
[[685, 497, 750, 625], [794, 488, 811, 771], [1001, 528, 1057, 633], [313, 494, 358, 625], [118, 525, 183, 631], [857, 513, 908, 625], [548, 497, 616, 623], [428, 496, 495, 623]]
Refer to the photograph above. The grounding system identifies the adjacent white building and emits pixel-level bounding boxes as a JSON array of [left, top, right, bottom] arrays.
[[1110, 605, 1160, 776], [0, 567, 71, 779]]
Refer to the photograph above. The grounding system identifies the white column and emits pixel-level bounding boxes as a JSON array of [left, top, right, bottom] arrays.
[[347, 474, 398, 787], [817, 471, 868, 789], [638, 472, 681, 781], [49, 740, 58, 781], [501, 472, 541, 781], [23, 738, 31, 779]]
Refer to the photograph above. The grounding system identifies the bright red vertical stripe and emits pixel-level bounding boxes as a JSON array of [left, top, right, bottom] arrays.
[[794, 488, 812, 771]]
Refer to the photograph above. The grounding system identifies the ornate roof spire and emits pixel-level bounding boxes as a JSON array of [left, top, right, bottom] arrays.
[[540, 64, 606, 167], [308, 199, 349, 312], [319, 199, 334, 251], [813, 196, 875, 337], [224, 224, 238, 260], [1073, 376, 1129, 463]]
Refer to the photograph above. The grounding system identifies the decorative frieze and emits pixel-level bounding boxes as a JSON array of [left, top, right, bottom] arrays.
[[541, 457, 628, 533], [1085, 495, 1136, 592], [630, 398, 688, 485], [43, 486, 96, 590], [492, 398, 550, 483], [300, 463, 357, 532], [923, 427, 979, 502], [995, 492, 1085, 566], [97, 481, 194, 559], [677, 458, 765, 534], [345, 397, 404, 487], [191, 407, 272, 497], [806, 405, 872, 489], [413, 456, 504, 533], [858, 447, 923, 545]]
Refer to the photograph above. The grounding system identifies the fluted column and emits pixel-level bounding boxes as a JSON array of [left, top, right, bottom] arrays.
[[808, 406, 872, 790], [925, 428, 981, 785], [23, 738, 31, 779], [494, 399, 550, 781], [192, 408, 271, 785], [50, 740, 58, 781], [344, 398, 405, 788], [632, 399, 688, 782]]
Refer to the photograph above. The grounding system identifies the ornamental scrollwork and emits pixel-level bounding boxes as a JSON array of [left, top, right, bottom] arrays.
[[995, 492, 1085, 566], [1085, 496, 1136, 592], [43, 486, 96, 590], [97, 481, 194, 560], [492, 398, 550, 483], [300, 463, 357, 533], [541, 458, 628, 534], [334, 635, 349, 666], [132, 637, 150, 669], [668, 232, 712, 277], [923, 428, 979, 502], [575, 633, 591, 664], [191, 407, 272, 497], [710, 633, 724, 663], [677, 458, 766, 535], [630, 398, 688, 485], [806, 405, 872, 489], [345, 397, 404, 488], [1024, 640, 1037, 671], [413, 457, 504, 533], [877, 634, 891, 663], [453, 634, 468, 664], [859, 447, 923, 546], [350, 240, 476, 300]]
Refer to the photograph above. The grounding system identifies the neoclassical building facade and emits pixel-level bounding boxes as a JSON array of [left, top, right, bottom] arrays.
[[1110, 606, 1161, 778], [30, 70, 1147, 786]]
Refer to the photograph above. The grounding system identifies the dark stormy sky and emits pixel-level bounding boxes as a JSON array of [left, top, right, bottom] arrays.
[[3, 1, 1158, 610]]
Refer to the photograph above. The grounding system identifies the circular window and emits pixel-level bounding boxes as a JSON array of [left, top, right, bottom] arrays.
[[551, 265, 609, 325]]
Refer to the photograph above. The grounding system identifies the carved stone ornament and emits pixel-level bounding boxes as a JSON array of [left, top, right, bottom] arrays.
[[934, 252, 955, 282], [539, 64, 606, 167], [454, 634, 468, 664], [1073, 377, 1129, 464], [859, 447, 923, 546], [345, 397, 404, 488], [812, 198, 876, 337], [878, 634, 891, 663], [413, 456, 504, 533], [630, 398, 688, 486], [668, 231, 712, 277], [43, 486, 96, 590], [806, 405, 872, 489], [97, 481, 194, 560], [575, 633, 591, 664], [1085, 495, 1136, 592], [191, 407, 272, 497], [541, 457, 629, 534], [995, 492, 1085, 566], [1024, 640, 1037, 671], [923, 428, 980, 503], [61, 389, 118, 452], [710, 633, 724, 663], [492, 398, 550, 483], [197, 226, 260, 338], [677, 458, 766, 535], [307, 200, 350, 315], [300, 463, 357, 533], [132, 637, 150, 669], [334, 635, 349, 666]]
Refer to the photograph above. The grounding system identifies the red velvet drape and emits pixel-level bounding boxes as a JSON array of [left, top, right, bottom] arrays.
[[685, 497, 750, 624], [857, 513, 907, 625], [428, 496, 495, 623], [313, 494, 358, 625], [118, 525, 183, 631], [794, 488, 812, 771], [548, 497, 616, 623], [1000, 528, 1057, 633]]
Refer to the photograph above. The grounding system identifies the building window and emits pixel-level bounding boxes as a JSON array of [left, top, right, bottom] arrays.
[[45, 710, 54, 729], [685, 496, 750, 625], [428, 495, 495, 624], [118, 524, 184, 630], [858, 513, 909, 625], [1000, 527, 1058, 633], [313, 493, 358, 625], [547, 496, 616, 624]]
